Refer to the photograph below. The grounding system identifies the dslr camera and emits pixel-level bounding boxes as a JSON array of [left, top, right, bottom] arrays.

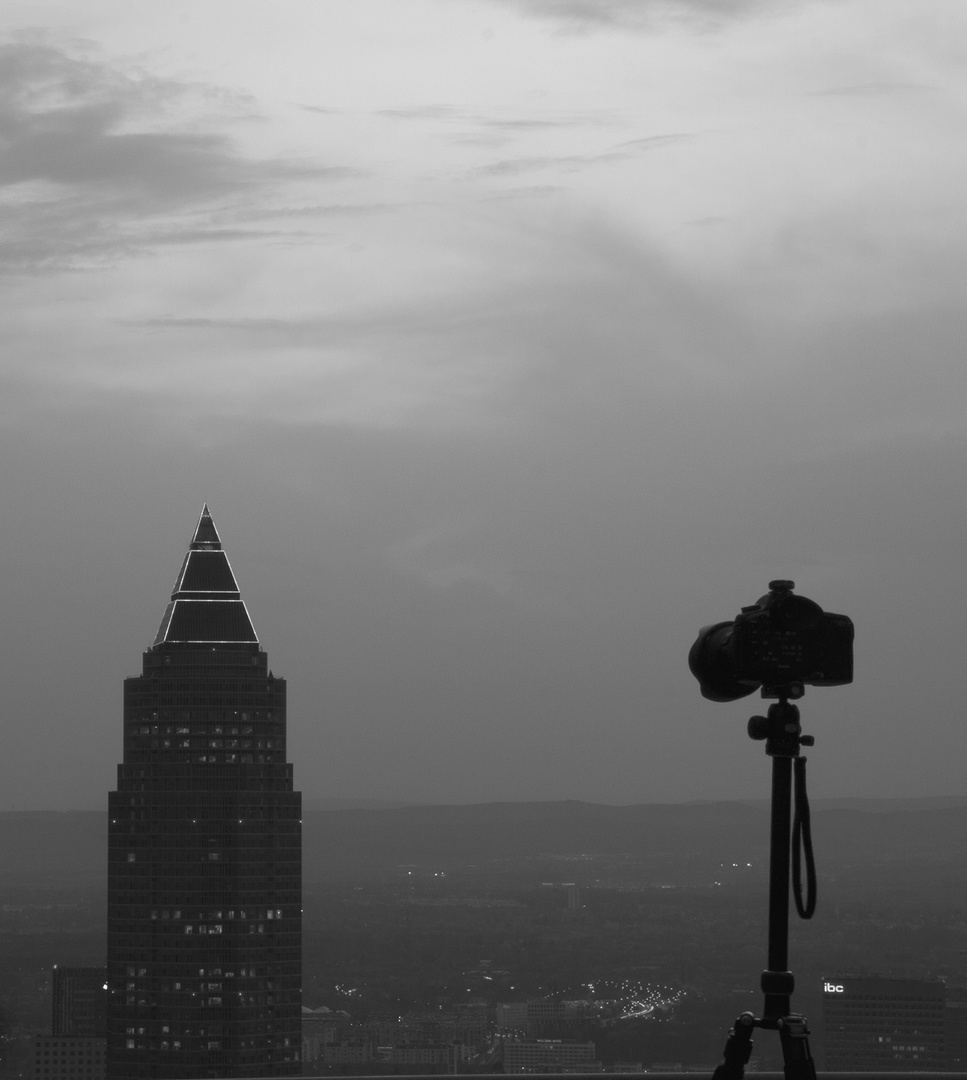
[[688, 580, 853, 702]]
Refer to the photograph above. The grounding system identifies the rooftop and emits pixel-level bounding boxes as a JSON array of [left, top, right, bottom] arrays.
[[152, 505, 259, 648]]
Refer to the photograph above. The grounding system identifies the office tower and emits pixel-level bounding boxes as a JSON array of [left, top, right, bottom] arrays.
[[945, 987, 967, 1072], [53, 966, 108, 1037], [822, 975, 945, 1071], [106, 507, 301, 1078], [32, 967, 108, 1080]]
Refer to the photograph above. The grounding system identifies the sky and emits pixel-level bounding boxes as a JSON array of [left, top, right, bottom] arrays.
[[1, 0, 966, 810]]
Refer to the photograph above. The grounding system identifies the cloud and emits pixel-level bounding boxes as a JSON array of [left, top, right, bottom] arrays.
[[0, 40, 341, 274], [0, 42, 246, 194], [0, 203, 747, 445], [478, 117, 593, 131], [616, 134, 694, 151], [259, 202, 395, 218], [808, 81, 930, 97], [486, 0, 785, 32], [470, 132, 692, 177], [379, 104, 467, 121], [379, 103, 614, 131], [91, 209, 758, 439]]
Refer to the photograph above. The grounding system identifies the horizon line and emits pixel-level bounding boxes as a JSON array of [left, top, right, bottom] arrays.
[[5, 793, 967, 813]]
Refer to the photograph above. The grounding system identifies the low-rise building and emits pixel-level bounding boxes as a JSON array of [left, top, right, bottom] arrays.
[[823, 975, 946, 1071], [32, 1036, 105, 1080], [501, 1036, 601, 1073]]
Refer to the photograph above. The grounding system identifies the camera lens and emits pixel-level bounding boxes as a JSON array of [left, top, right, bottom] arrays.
[[688, 622, 758, 702]]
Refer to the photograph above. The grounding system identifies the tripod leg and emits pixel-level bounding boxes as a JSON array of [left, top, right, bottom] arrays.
[[778, 1014, 817, 1080], [711, 1012, 755, 1080]]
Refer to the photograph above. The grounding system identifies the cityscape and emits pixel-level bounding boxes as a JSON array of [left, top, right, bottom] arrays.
[[2, 1, 967, 1078], [0, 508, 963, 1077]]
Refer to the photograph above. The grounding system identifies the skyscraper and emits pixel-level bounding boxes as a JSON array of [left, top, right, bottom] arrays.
[[106, 507, 301, 1079], [32, 967, 108, 1080], [53, 966, 108, 1037]]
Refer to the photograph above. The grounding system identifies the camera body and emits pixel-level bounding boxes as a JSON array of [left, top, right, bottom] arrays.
[[688, 580, 853, 702]]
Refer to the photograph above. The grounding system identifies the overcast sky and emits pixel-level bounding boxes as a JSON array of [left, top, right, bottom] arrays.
[[1, 0, 965, 810]]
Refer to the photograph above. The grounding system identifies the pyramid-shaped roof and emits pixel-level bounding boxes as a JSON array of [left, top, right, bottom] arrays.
[[153, 505, 259, 647]]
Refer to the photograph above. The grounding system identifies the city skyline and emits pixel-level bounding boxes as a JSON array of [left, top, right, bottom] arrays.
[[1, 1, 966, 811]]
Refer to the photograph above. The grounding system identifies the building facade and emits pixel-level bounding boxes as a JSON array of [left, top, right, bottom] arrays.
[[822, 975, 946, 1071], [946, 987, 967, 1072], [500, 1037, 601, 1074], [106, 507, 301, 1078], [52, 966, 108, 1038], [32, 1035, 106, 1080]]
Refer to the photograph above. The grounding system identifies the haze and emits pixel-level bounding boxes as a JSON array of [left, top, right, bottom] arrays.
[[0, 0, 965, 810]]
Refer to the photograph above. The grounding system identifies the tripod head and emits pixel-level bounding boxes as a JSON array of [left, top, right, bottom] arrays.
[[747, 694, 814, 758]]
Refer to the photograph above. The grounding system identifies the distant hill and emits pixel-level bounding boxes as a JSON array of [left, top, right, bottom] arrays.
[[753, 795, 967, 813], [301, 799, 771, 881], [2, 798, 966, 890], [303, 797, 416, 811]]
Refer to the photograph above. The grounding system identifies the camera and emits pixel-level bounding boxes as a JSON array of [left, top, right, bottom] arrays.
[[688, 580, 854, 702]]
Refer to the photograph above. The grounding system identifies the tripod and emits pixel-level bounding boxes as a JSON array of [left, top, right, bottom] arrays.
[[712, 691, 818, 1080]]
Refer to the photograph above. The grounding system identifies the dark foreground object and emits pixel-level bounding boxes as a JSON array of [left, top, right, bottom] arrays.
[[713, 696, 818, 1080], [232, 1073, 967, 1079]]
